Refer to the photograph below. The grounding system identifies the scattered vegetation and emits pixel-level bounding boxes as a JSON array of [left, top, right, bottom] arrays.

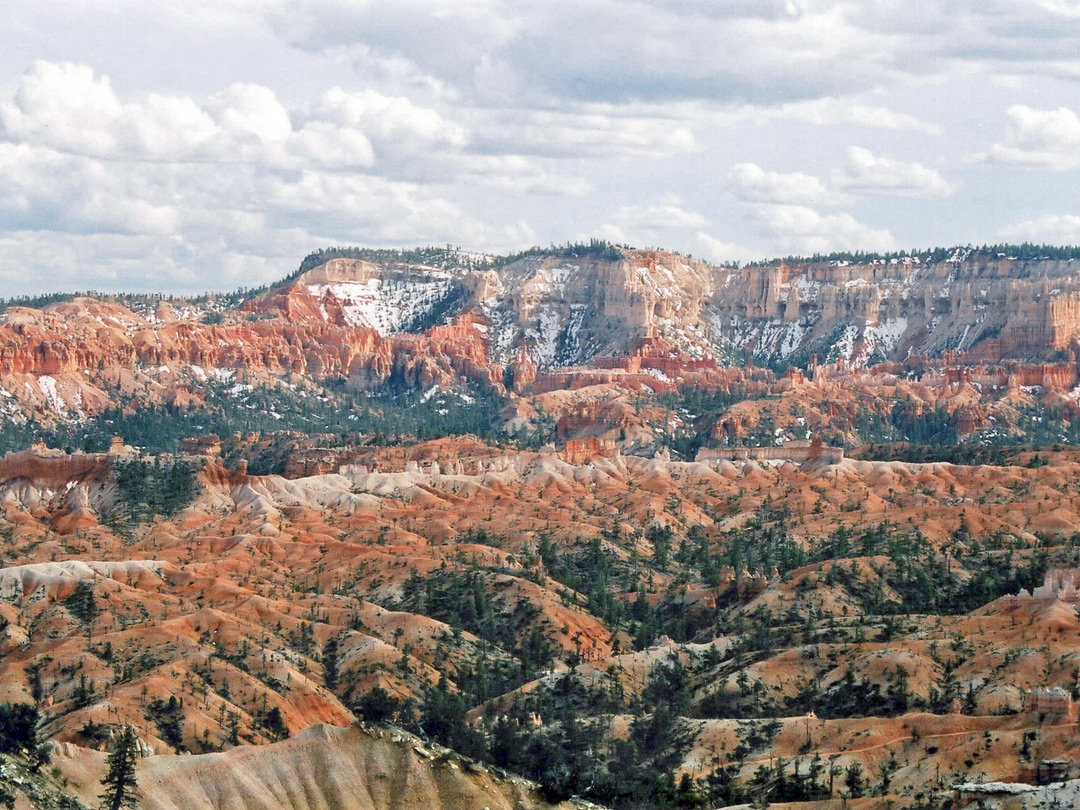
[[109, 457, 201, 524], [0, 703, 48, 768], [745, 243, 1080, 268]]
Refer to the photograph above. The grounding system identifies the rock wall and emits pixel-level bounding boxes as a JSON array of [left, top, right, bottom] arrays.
[[696, 439, 844, 467], [706, 255, 1080, 365], [0, 301, 504, 422], [458, 249, 1080, 369], [6, 248, 1080, 429], [0, 449, 112, 488], [559, 437, 618, 464]]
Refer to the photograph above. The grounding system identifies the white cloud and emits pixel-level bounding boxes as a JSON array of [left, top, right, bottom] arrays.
[[833, 146, 953, 197], [0, 62, 468, 175], [0, 143, 180, 236], [1, 61, 124, 156], [303, 87, 467, 159], [604, 203, 710, 232], [473, 107, 698, 160], [211, 83, 293, 144], [452, 155, 593, 196], [998, 214, 1080, 244], [728, 150, 952, 247], [767, 98, 942, 134], [3, 2, 1080, 293], [982, 104, 1080, 170], [1038, 0, 1080, 19], [688, 232, 754, 265], [263, 1, 887, 106], [0, 63, 270, 163], [596, 202, 752, 263], [19, 0, 1080, 113], [747, 203, 896, 256], [288, 120, 376, 169], [729, 163, 844, 206], [0, 228, 324, 293], [0, 61, 565, 293], [254, 0, 1080, 113], [127, 93, 219, 158], [13, 1, 1080, 112]]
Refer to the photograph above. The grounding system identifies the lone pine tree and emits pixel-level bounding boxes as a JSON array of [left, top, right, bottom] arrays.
[[99, 725, 139, 810]]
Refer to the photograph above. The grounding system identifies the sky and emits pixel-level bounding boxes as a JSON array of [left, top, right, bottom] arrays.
[[2, 1, 1080, 296]]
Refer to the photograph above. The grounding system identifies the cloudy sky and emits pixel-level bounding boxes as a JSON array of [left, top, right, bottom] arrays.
[[2, 0, 1080, 295]]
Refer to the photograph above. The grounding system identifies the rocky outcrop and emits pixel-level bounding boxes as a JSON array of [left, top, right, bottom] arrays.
[[248, 258, 465, 335], [0, 299, 503, 423], [477, 251, 714, 369], [559, 437, 618, 464], [0, 447, 112, 488], [421, 248, 1080, 368], [695, 438, 844, 467], [707, 254, 1080, 365], [6, 247, 1080, 428], [130, 317, 497, 390]]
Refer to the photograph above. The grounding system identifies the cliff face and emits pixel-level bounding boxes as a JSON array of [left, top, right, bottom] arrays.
[[291, 249, 1080, 369], [4, 248, 1080, 427], [706, 254, 1080, 365], [248, 259, 465, 335], [0, 298, 500, 423], [0, 448, 112, 488], [474, 250, 714, 369], [449, 249, 1080, 368]]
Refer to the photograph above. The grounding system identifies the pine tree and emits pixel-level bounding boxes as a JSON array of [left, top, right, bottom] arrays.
[[261, 706, 288, 742], [99, 726, 139, 810], [225, 711, 241, 746], [322, 636, 339, 692], [65, 581, 100, 638]]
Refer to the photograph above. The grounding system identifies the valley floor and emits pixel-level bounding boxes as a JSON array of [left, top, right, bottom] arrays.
[[5, 440, 1080, 809]]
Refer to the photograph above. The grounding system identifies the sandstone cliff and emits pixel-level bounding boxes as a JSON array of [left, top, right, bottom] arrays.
[[707, 252, 1080, 366], [472, 248, 1080, 368], [4, 246, 1080, 430]]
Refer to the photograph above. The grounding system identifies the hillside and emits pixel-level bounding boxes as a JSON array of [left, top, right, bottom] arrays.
[[4, 434, 1080, 807], [3, 722, 576, 810], [6, 243, 1080, 809], [50, 723, 574, 810]]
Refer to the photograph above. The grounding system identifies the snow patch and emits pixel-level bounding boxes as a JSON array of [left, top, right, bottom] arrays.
[[37, 376, 65, 414], [863, 317, 908, 358], [833, 324, 858, 362], [211, 368, 236, 383], [308, 274, 455, 335]]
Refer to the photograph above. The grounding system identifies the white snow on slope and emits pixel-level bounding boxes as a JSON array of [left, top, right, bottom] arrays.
[[37, 376, 65, 415], [309, 275, 454, 335], [527, 304, 565, 369], [863, 317, 908, 359]]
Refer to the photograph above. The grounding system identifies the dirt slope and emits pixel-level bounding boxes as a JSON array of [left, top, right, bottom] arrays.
[[52, 723, 573, 810]]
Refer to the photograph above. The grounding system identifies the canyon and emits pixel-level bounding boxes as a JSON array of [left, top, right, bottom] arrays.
[[2, 437, 1080, 808], [5, 246, 1080, 435], [5, 244, 1080, 810]]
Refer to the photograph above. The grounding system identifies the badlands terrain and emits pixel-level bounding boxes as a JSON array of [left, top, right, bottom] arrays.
[[5, 244, 1080, 809]]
